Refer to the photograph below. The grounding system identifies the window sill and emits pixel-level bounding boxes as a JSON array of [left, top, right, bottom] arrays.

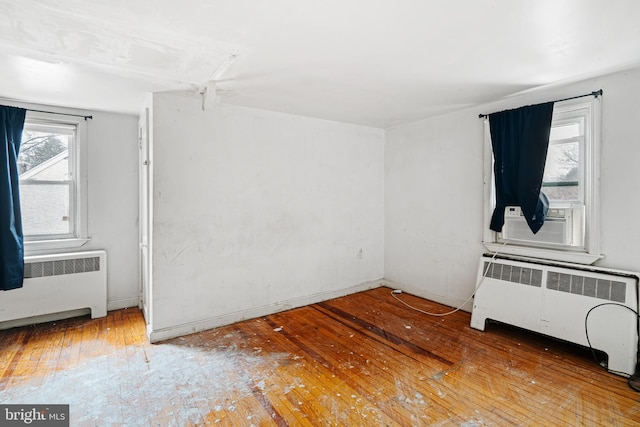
[[25, 238, 91, 255], [482, 242, 603, 265]]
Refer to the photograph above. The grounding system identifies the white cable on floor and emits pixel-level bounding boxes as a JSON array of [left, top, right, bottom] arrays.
[[390, 241, 508, 317]]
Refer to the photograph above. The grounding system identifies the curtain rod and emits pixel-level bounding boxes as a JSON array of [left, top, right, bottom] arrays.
[[478, 89, 603, 119], [26, 108, 93, 120], [1, 104, 93, 120]]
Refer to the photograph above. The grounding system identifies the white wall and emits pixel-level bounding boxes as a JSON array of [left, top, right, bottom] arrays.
[[149, 91, 385, 337], [385, 66, 640, 308], [385, 109, 484, 308], [84, 111, 140, 310]]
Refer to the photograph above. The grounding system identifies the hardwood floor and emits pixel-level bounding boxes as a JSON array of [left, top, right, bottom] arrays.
[[2, 287, 639, 426]]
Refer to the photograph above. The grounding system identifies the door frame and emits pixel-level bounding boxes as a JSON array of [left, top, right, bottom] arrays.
[[138, 108, 152, 328]]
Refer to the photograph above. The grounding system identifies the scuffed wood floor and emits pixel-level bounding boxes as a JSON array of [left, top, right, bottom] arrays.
[[2, 287, 639, 426]]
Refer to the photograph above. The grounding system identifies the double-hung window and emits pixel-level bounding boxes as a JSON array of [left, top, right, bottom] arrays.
[[18, 111, 88, 252], [483, 96, 601, 264]]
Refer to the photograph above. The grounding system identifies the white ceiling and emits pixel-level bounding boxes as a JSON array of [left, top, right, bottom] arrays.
[[1, 0, 639, 128]]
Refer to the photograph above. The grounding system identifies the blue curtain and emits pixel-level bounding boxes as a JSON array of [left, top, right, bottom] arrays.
[[0, 106, 26, 291], [489, 102, 554, 234]]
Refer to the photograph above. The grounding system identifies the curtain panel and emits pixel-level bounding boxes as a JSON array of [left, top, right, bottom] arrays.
[[489, 102, 554, 234], [0, 106, 26, 290]]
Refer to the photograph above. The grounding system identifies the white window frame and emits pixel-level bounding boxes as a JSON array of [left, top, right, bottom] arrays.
[[22, 110, 89, 254], [482, 96, 602, 264]]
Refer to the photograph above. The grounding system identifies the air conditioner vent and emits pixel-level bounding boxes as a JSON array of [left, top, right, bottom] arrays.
[[502, 206, 572, 246], [500, 204, 585, 247], [546, 271, 626, 303], [24, 257, 101, 279], [484, 261, 543, 287]]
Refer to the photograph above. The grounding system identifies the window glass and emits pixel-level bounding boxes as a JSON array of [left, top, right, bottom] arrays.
[[549, 123, 579, 140], [18, 127, 70, 177], [18, 123, 76, 239], [543, 115, 583, 204], [19, 183, 71, 235], [543, 141, 580, 201]]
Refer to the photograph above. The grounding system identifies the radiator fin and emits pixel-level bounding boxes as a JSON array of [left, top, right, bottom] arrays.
[[24, 257, 100, 279], [546, 271, 626, 303], [483, 262, 543, 287]]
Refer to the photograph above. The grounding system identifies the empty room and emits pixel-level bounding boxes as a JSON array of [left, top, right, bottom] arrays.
[[1, 1, 640, 425]]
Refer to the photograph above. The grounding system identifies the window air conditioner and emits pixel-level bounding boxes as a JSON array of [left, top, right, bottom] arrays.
[[501, 205, 584, 247]]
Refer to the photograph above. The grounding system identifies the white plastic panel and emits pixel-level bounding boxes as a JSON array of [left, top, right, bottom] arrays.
[[0, 250, 107, 326], [471, 255, 638, 377]]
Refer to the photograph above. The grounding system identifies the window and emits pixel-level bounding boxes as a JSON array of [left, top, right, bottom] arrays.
[[18, 111, 88, 252], [483, 96, 601, 264], [543, 115, 584, 202]]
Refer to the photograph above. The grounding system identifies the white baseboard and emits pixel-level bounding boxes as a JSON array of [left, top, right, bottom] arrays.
[[381, 279, 474, 313], [148, 279, 384, 343], [108, 297, 140, 311], [0, 297, 138, 331], [0, 309, 91, 330]]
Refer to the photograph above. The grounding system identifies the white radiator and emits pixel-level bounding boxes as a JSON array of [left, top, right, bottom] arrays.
[[0, 250, 107, 329], [471, 254, 639, 377]]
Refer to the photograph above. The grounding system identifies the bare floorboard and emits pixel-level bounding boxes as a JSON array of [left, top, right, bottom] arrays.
[[2, 287, 640, 426]]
